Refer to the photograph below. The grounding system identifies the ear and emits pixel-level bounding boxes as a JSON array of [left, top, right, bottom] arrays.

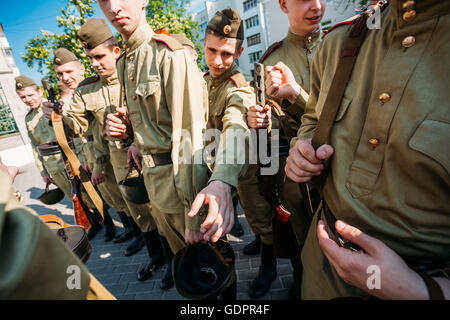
[[142, 0, 149, 9], [279, 0, 288, 14], [235, 46, 244, 60], [113, 46, 121, 57]]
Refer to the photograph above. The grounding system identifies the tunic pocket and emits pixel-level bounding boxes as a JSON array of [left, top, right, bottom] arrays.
[[135, 80, 160, 99], [409, 119, 449, 174]]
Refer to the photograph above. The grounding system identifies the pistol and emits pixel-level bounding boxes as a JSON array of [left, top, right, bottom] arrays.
[[41, 78, 62, 114]]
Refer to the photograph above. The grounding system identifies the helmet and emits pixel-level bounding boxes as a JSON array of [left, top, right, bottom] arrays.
[[172, 239, 236, 299], [38, 182, 64, 205], [118, 169, 149, 204]]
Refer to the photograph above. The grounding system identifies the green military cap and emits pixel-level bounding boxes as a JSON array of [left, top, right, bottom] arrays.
[[15, 75, 36, 90], [207, 8, 244, 40], [53, 48, 78, 66], [77, 18, 114, 49], [171, 33, 195, 50]]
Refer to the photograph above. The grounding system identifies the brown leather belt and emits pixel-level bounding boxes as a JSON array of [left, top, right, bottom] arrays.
[[142, 152, 172, 168]]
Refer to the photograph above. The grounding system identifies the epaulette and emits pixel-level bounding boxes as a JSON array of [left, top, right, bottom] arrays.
[[259, 41, 283, 63], [78, 75, 100, 88], [229, 72, 248, 88], [152, 33, 183, 51]]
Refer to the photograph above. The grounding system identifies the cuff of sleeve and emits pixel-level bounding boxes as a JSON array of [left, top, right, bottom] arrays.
[[209, 167, 239, 190]]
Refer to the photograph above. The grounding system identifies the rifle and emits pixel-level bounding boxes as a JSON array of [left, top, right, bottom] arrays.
[[253, 62, 315, 258], [42, 79, 104, 230]]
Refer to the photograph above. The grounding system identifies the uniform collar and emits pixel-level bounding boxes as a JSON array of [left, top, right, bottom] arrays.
[[101, 74, 119, 85], [286, 28, 321, 49], [210, 62, 239, 85], [390, 0, 450, 28], [124, 23, 155, 52]]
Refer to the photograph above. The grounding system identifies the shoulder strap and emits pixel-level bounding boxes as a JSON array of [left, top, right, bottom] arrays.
[[229, 72, 248, 88], [311, 1, 389, 189], [259, 41, 283, 63], [152, 33, 183, 51], [78, 75, 99, 88]]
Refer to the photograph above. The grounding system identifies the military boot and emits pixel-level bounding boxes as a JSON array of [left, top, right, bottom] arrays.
[[159, 235, 174, 290], [124, 216, 144, 256], [102, 208, 116, 242], [289, 256, 303, 300], [87, 209, 102, 240], [229, 198, 244, 237], [137, 229, 165, 281], [113, 211, 133, 243], [248, 243, 277, 299], [243, 234, 260, 255]]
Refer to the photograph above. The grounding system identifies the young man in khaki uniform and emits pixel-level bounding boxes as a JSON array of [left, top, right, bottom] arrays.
[[100, 0, 229, 255], [201, 8, 274, 299], [49, 48, 117, 241], [246, 0, 326, 299], [285, 0, 450, 299], [16, 76, 74, 201]]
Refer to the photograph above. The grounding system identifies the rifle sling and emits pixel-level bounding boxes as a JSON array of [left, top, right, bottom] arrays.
[[51, 111, 104, 220]]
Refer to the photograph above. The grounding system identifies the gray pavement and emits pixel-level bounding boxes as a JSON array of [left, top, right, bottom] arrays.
[[13, 162, 294, 300]]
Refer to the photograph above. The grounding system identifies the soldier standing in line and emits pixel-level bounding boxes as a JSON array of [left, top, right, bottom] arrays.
[[100, 0, 231, 254], [50, 48, 117, 241], [246, 0, 326, 299], [285, 0, 450, 299]]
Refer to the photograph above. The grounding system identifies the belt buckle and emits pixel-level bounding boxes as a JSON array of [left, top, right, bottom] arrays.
[[142, 154, 156, 168]]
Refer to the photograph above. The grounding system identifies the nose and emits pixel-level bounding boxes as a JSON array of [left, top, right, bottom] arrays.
[[311, 0, 323, 11], [110, 0, 122, 15]]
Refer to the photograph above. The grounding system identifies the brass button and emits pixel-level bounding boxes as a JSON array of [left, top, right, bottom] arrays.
[[307, 36, 312, 43], [368, 138, 380, 147], [403, 10, 416, 22], [307, 49, 313, 54], [402, 0, 415, 11], [129, 55, 135, 61], [378, 92, 391, 104], [123, 44, 127, 49], [132, 95, 137, 101], [402, 36, 416, 48], [129, 76, 134, 82], [211, 86, 215, 90], [209, 99, 212, 104]]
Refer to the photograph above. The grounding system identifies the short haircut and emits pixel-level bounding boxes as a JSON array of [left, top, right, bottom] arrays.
[[205, 28, 243, 51], [102, 36, 119, 50]]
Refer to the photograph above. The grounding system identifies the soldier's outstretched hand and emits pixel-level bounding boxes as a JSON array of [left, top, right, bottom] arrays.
[[247, 104, 271, 129], [285, 138, 333, 183], [105, 107, 129, 139], [42, 101, 63, 120], [188, 180, 234, 243], [266, 62, 300, 103]]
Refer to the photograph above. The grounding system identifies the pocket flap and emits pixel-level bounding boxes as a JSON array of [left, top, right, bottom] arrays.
[[409, 119, 449, 173], [135, 80, 160, 98]]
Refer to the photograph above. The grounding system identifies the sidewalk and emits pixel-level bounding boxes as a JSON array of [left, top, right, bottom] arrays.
[[13, 162, 294, 300]]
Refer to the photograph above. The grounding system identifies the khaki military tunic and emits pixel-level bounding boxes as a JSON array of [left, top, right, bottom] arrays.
[[261, 30, 322, 247], [62, 75, 156, 232], [25, 104, 72, 199], [296, 0, 450, 299], [118, 23, 209, 253], [204, 63, 273, 244]]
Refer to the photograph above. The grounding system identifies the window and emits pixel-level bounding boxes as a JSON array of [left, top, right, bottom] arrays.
[[243, 0, 258, 12], [249, 51, 262, 63], [0, 84, 18, 136], [247, 33, 261, 47], [245, 15, 259, 29]]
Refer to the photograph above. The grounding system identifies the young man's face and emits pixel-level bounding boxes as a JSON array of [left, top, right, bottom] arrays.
[[55, 61, 85, 90], [17, 86, 43, 109], [97, 0, 148, 40], [203, 33, 243, 77], [84, 43, 121, 78], [279, 0, 326, 36]]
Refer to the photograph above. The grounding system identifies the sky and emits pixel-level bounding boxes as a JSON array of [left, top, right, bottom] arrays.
[[0, 0, 207, 85]]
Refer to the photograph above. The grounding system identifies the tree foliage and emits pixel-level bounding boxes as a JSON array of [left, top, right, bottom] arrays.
[[22, 0, 203, 83]]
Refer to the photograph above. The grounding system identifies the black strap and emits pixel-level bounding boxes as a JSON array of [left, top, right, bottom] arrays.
[[416, 271, 445, 300]]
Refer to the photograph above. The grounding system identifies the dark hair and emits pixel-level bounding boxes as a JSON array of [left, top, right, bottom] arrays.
[[205, 28, 243, 51], [102, 36, 119, 50]]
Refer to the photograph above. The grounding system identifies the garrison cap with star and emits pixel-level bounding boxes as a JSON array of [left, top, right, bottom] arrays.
[[78, 18, 114, 49], [171, 33, 195, 49], [207, 7, 244, 40], [15, 75, 36, 90], [53, 47, 79, 66]]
